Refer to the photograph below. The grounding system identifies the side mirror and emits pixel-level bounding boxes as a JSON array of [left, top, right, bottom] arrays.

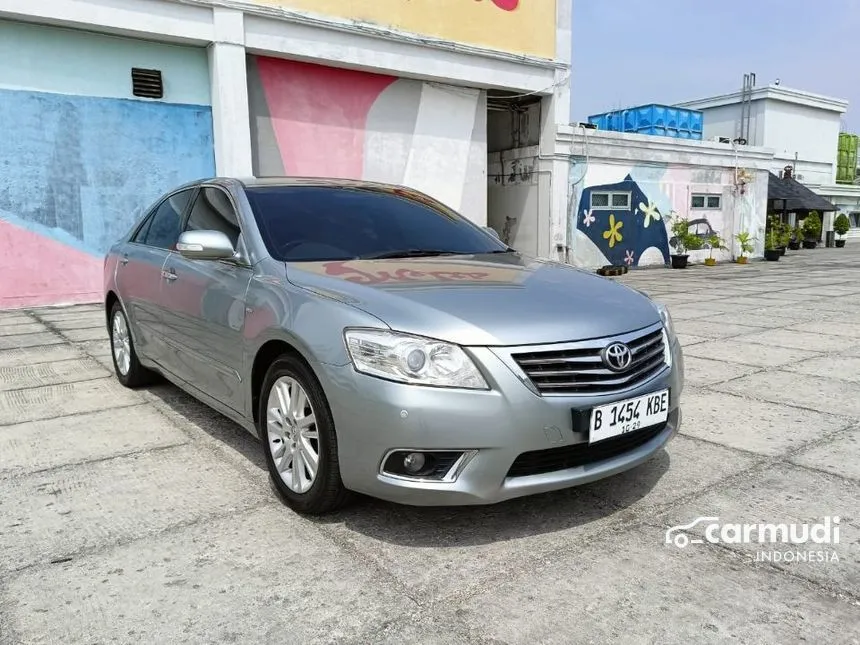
[[483, 226, 501, 240], [176, 230, 236, 261]]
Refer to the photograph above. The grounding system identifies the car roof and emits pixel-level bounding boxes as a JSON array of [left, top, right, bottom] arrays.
[[239, 176, 414, 191], [171, 176, 419, 192]]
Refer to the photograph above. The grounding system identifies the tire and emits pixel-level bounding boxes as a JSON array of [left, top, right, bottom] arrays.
[[259, 354, 350, 515], [109, 301, 157, 388]]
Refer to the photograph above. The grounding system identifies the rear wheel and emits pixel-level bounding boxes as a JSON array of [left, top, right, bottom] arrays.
[[109, 301, 156, 388], [259, 354, 350, 514]]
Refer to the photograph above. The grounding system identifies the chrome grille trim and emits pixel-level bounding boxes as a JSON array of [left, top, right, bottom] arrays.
[[503, 323, 668, 396]]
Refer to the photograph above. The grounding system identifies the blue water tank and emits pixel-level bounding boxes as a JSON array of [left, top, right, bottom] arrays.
[[587, 103, 705, 140]]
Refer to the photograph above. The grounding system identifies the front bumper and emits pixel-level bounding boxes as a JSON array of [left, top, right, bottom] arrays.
[[318, 336, 684, 506]]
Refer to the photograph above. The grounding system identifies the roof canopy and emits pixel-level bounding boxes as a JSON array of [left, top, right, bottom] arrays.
[[767, 172, 838, 212]]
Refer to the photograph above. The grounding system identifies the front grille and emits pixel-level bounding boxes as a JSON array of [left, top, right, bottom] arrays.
[[506, 422, 666, 478], [510, 325, 667, 395]]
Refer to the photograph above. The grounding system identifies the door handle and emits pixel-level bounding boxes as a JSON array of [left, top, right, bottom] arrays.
[[161, 269, 178, 282], [120, 255, 129, 266]]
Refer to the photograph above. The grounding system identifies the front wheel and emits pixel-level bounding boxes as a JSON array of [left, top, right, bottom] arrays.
[[109, 302, 156, 388], [259, 354, 350, 515]]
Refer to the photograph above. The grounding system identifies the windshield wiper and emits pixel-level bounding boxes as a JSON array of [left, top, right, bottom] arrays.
[[484, 247, 517, 253], [360, 249, 463, 259]]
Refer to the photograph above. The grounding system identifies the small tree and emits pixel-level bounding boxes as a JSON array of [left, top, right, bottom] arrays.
[[779, 222, 792, 248], [802, 211, 822, 241], [706, 233, 727, 260], [834, 213, 851, 237], [765, 215, 782, 251], [669, 215, 695, 254], [735, 231, 755, 259]]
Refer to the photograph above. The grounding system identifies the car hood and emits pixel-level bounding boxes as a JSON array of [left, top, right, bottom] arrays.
[[286, 253, 661, 346]]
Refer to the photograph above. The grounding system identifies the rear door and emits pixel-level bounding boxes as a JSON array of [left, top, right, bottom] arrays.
[[158, 186, 252, 412], [115, 188, 196, 360]]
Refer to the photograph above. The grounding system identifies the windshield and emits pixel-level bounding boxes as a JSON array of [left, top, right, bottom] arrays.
[[244, 185, 508, 262]]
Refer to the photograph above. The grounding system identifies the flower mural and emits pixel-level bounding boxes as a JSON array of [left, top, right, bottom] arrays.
[[575, 174, 671, 268], [638, 200, 662, 228], [582, 209, 595, 227], [603, 214, 623, 248]]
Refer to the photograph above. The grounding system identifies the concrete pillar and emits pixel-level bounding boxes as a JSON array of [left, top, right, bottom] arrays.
[[537, 0, 572, 261], [208, 8, 253, 177]]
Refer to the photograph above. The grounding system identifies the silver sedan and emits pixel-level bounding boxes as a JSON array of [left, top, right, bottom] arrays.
[[103, 177, 684, 514]]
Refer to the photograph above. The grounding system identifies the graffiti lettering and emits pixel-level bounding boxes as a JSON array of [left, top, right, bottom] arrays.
[[475, 0, 520, 11], [322, 261, 490, 284]]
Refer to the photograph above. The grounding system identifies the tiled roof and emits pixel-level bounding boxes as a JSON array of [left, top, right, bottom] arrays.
[[767, 172, 838, 212]]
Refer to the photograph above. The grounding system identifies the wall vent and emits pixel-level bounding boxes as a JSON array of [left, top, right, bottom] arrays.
[[131, 68, 164, 99]]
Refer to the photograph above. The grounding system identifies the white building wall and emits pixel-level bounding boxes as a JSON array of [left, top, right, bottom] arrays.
[[762, 101, 842, 185], [679, 85, 848, 188], [698, 101, 767, 147], [559, 128, 775, 268]]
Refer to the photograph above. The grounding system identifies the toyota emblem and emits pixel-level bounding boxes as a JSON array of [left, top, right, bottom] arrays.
[[601, 342, 632, 372]]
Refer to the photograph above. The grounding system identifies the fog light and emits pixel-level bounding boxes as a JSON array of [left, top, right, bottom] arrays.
[[403, 452, 426, 473]]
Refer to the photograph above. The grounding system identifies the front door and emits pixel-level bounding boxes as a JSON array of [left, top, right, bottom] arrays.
[[116, 188, 195, 361], [158, 186, 252, 413]]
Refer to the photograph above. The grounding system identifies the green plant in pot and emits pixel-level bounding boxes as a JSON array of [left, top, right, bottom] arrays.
[[834, 213, 850, 248], [669, 214, 697, 269], [801, 211, 821, 248], [764, 216, 782, 261], [778, 222, 791, 254], [735, 231, 755, 264], [788, 224, 802, 250], [704, 233, 726, 266]]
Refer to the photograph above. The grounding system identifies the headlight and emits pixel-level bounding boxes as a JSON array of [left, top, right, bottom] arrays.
[[654, 302, 675, 338], [654, 302, 675, 368], [343, 329, 489, 389]]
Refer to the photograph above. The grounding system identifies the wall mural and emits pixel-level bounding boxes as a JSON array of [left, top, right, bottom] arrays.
[[576, 174, 671, 268], [571, 163, 766, 269], [248, 0, 555, 57], [0, 89, 215, 308], [246, 55, 487, 219]]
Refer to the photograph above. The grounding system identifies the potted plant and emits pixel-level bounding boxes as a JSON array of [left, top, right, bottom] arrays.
[[735, 231, 755, 264], [788, 224, 802, 251], [778, 222, 791, 255], [669, 215, 695, 269], [764, 216, 782, 261], [834, 213, 850, 248], [801, 211, 821, 249], [704, 233, 726, 266]]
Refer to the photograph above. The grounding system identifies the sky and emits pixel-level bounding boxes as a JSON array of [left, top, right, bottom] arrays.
[[570, 0, 860, 131]]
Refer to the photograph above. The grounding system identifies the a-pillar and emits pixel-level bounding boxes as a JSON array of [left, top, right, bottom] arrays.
[[208, 7, 253, 177]]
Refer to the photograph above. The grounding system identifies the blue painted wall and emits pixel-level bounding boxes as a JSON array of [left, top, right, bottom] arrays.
[[0, 88, 215, 256]]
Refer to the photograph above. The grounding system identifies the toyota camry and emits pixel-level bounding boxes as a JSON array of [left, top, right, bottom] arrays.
[[103, 177, 684, 514]]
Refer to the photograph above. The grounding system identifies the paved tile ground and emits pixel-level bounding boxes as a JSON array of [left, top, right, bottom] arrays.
[[2, 247, 860, 644]]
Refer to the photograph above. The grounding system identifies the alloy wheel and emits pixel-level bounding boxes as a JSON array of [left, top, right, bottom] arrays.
[[111, 311, 132, 376], [266, 376, 320, 493]]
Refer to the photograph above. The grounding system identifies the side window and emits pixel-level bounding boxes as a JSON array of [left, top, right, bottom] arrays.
[[185, 187, 241, 247], [131, 211, 155, 243], [141, 189, 195, 250]]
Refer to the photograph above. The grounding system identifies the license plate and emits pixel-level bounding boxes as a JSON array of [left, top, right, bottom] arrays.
[[589, 389, 669, 444]]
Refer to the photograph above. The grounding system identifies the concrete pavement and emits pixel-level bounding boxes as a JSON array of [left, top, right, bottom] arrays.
[[1, 247, 859, 644]]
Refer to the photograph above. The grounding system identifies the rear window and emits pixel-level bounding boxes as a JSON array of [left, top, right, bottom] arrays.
[[244, 185, 505, 262]]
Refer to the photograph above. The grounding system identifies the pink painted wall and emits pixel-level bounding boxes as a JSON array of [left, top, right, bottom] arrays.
[[255, 58, 397, 178], [247, 55, 488, 223], [0, 219, 102, 308]]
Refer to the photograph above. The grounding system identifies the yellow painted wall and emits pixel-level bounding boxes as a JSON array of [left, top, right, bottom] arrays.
[[252, 0, 557, 58]]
